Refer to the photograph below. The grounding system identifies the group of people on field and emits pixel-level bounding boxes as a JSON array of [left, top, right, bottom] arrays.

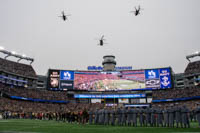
[[2, 104, 200, 128], [88, 105, 200, 128], [1, 109, 90, 124]]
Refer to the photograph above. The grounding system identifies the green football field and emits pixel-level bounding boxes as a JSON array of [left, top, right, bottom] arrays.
[[0, 119, 200, 133]]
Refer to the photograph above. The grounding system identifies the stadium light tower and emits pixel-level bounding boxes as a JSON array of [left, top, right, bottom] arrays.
[[186, 51, 200, 62]]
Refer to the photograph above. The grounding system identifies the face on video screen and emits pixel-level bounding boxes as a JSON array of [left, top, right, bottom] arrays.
[[48, 69, 60, 89], [50, 78, 59, 88]]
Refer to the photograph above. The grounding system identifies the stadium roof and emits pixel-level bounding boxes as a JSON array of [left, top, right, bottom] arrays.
[[186, 51, 200, 62], [0, 46, 34, 64]]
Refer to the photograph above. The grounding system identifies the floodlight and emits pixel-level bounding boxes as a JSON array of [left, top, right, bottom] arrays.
[[22, 54, 26, 57], [11, 51, 16, 55], [0, 46, 5, 50]]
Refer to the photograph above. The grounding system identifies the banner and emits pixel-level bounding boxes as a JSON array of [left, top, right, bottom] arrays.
[[74, 94, 146, 99]]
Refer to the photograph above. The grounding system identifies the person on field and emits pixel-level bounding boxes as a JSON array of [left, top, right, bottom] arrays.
[[110, 107, 116, 126], [89, 109, 93, 124], [181, 105, 190, 128], [195, 103, 200, 128]]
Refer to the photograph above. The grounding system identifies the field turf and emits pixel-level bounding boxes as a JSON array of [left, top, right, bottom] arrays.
[[0, 119, 200, 133]]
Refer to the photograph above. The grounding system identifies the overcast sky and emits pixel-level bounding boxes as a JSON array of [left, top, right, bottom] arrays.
[[0, 0, 200, 75]]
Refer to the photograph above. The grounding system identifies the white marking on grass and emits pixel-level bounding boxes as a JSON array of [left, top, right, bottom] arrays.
[[0, 121, 10, 123]]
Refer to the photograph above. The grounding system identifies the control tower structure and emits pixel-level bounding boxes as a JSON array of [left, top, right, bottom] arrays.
[[102, 55, 116, 71]]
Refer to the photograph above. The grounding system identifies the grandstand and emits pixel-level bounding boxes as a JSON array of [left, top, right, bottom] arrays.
[[0, 48, 200, 129], [152, 52, 200, 110]]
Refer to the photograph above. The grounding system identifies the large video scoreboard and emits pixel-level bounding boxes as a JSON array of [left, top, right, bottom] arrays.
[[47, 67, 172, 91], [48, 70, 74, 91]]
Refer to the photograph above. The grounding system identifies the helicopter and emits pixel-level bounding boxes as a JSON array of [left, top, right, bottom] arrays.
[[59, 11, 71, 21], [97, 35, 106, 46], [130, 5, 143, 16]]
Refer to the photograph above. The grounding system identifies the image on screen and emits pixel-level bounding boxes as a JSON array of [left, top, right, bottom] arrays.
[[48, 70, 60, 89], [74, 70, 146, 91], [47, 68, 172, 91]]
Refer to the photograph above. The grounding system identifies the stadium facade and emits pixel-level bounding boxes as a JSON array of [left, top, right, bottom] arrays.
[[0, 51, 200, 108]]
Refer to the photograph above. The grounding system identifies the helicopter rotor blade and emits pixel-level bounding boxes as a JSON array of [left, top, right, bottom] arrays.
[[101, 35, 104, 40], [135, 7, 137, 10]]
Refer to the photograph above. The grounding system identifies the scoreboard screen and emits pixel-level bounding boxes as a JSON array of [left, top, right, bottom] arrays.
[[47, 70, 74, 91], [47, 67, 172, 91]]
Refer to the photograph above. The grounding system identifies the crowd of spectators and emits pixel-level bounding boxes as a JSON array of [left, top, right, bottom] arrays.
[[121, 70, 145, 82], [152, 87, 200, 100], [0, 57, 36, 78], [0, 96, 103, 117], [0, 96, 106, 125], [184, 60, 200, 75], [74, 71, 145, 91], [0, 83, 69, 101], [152, 99, 200, 111], [74, 72, 120, 91]]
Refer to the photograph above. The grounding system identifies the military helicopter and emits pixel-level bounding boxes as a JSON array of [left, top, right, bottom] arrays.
[[59, 11, 71, 21], [130, 5, 143, 16], [97, 35, 106, 46]]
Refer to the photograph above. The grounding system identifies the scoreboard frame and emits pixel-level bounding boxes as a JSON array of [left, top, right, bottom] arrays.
[[47, 67, 173, 91]]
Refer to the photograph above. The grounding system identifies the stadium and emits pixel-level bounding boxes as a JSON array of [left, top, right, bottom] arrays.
[[0, 47, 200, 133], [0, 0, 200, 133]]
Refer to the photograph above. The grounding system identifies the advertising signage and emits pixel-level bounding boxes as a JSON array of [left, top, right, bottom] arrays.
[[74, 94, 146, 99]]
